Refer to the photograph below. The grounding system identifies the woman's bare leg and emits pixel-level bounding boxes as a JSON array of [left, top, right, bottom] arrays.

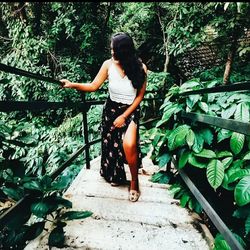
[[123, 121, 139, 191]]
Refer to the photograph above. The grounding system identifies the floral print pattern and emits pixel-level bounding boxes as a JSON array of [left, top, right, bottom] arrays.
[[100, 97, 142, 184]]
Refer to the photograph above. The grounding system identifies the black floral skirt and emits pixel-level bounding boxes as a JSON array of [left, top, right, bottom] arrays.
[[100, 96, 142, 184]]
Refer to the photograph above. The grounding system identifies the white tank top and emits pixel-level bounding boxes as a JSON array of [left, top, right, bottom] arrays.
[[108, 61, 137, 105]]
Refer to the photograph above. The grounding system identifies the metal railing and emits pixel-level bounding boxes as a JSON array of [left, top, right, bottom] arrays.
[[0, 63, 163, 229], [171, 80, 250, 250]]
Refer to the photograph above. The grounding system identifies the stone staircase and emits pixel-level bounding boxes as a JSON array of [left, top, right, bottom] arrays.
[[25, 156, 213, 250]]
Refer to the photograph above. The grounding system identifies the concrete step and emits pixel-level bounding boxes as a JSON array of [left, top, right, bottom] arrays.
[[25, 156, 212, 250]]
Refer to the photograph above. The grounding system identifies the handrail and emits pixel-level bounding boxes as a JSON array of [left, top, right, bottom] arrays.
[[0, 63, 61, 85], [172, 158, 244, 250], [181, 111, 250, 136], [0, 62, 165, 95], [177, 81, 250, 96], [171, 81, 250, 250]]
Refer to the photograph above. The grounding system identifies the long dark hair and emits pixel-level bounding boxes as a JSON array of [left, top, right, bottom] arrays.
[[111, 32, 146, 90]]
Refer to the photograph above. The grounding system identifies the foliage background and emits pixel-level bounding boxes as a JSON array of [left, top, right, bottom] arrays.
[[0, 2, 249, 249]]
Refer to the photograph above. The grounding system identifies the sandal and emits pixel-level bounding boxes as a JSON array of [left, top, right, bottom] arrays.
[[129, 179, 140, 202], [129, 189, 140, 202]]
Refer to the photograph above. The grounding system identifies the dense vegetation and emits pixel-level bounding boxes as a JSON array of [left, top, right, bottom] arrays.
[[0, 2, 249, 249]]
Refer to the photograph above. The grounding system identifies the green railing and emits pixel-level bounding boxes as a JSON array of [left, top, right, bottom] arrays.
[[0, 62, 162, 230], [171, 81, 250, 250]]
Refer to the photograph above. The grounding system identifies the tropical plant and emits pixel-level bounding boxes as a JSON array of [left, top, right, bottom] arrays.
[[1, 173, 93, 249], [150, 75, 250, 247]]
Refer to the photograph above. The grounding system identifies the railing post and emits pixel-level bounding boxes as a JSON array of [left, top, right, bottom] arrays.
[[81, 93, 90, 169]]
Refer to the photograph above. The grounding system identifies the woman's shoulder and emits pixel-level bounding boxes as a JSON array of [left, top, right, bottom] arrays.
[[102, 58, 113, 70]]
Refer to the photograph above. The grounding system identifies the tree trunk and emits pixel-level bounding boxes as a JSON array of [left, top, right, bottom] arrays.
[[223, 36, 238, 84], [156, 4, 169, 73]]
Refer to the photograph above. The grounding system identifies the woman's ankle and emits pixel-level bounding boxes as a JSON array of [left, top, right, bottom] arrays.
[[130, 179, 139, 191]]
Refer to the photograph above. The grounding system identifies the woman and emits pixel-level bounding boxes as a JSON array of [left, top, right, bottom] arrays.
[[60, 32, 147, 202]]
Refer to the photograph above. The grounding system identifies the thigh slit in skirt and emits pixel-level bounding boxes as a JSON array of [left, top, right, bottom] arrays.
[[100, 97, 142, 184]]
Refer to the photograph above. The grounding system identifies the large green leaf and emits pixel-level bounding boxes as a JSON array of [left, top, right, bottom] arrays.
[[31, 201, 50, 218], [2, 187, 24, 201], [206, 159, 224, 190], [179, 80, 200, 91], [221, 104, 237, 119], [160, 100, 172, 110], [178, 150, 189, 169], [150, 171, 171, 184], [217, 151, 233, 158], [152, 133, 162, 147], [23, 180, 41, 191], [52, 176, 72, 191], [234, 103, 249, 122], [213, 234, 231, 250], [48, 226, 65, 247], [221, 157, 233, 169], [200, 128, 213, 145], [192, 132, 204, 153], [157, 153, 171, 168], [30, 196, 69, 218], [156, 104, 182, 127], [228, 169, 250, 184], [168, 125, 190, 150], [194, 149, 216, 159], [180, 193, 190, 208], [186, 94, 201, 109], [226, 159, 243, 180], [40, 175, 52, 190], [60, 211, 93, 221], [188, 154, 207, 168], [174, 131, 189, 149], [169, 183, 182, 196], [198, 102, 209, 113], [221, 173, 235, 191], [214, 232, 246, 250], [186, 129, 195, 148], [227, 93, 249, 103], [217, 129, 232, 143], [234, 175, 250, 206], [243, 152, 250, 160], [193, 200, 203, 214], [230, 132, 245, 155], [52, 196, 72, 209]]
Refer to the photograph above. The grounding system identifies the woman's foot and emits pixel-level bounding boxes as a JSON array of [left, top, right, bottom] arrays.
[[129, 179, 140, 202]]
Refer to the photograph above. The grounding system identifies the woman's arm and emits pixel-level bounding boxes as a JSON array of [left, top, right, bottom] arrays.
[[113, 64, 148, 128], [60, 60, 109, 92]]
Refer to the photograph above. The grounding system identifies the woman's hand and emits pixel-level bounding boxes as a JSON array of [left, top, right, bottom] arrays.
[[60, 79, 74, 88], [113, 115, 126, 128]]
